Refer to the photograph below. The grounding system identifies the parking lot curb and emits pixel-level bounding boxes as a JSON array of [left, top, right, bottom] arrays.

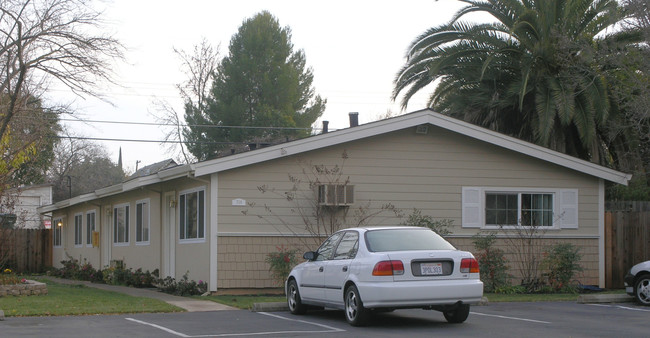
[[577, 294, 634, 304], [252, 302, 288, 312]]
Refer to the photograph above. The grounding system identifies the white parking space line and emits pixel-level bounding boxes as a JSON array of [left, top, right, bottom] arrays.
[[588, 304, 650, 312], [257, 312, 346, 333], [125, 318, 190, 337], [471, 312, 552, 324], [125, 312, 345, 337]]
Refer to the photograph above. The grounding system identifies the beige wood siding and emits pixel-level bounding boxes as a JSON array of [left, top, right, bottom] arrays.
[[217, 235, 599, 288], [217, 235, 313, 289], [452, 237, 599, 286], [215, 126, 600, 238]]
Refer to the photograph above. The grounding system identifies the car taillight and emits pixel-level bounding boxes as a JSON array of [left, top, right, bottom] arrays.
[[460, 258, 480, 273], [372, 260, 405, 276]]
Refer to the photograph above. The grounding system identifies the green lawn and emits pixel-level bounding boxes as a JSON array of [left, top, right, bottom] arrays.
[[0, 278, 183, 317]]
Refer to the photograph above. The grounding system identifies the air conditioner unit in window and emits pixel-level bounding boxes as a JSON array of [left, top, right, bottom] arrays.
[[317, 184, 354, 206]]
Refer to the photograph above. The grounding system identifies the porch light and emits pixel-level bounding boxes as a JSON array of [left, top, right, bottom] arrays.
[[57, 221, 63, 227]]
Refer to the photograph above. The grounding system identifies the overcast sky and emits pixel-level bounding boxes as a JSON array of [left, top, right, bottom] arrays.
[[57, 0, 468, 173]]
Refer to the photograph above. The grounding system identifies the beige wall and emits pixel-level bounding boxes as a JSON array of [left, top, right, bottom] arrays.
[[51, 178, 211, 284], [213, 127, 602, 288], [217, 235, 314, 289], [216, 127, 600, 237], [217, 235, 598, 289], [452, 237, 599, 286]]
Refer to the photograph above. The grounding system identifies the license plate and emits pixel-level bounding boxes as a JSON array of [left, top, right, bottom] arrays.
[[420, 262, 443, 275]]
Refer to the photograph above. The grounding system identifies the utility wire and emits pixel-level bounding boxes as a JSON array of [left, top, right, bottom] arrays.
[[55, 135, 289, 145], [17, 115, 327, 131]]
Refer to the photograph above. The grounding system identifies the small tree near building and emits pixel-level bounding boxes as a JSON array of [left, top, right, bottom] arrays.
[[247, 150, 403, 248]]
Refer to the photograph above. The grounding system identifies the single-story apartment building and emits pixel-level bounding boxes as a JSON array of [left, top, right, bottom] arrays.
[[38, 109, 631, 291]]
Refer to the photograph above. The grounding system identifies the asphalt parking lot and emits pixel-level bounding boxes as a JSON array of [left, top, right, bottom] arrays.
[[1, 301, 647, 337]]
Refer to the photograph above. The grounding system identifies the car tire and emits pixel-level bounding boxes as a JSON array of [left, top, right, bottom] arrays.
[[287, 279, 307, 314], [344, 285, 370, 326], [443, 304, 470, 323], [634, 274, 650, 306]]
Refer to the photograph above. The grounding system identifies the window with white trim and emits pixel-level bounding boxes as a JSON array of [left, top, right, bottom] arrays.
[[86, 211, 96, 247], [53, 218, 62, 248], [136, 199, 150, 245], [74, 213, 83, 247], [462, 187, 578, 229], [113, 203, 129, 245], [179, 187, 205, 242]]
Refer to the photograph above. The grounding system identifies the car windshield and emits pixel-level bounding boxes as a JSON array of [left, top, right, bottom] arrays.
[[365, 228, 456, 252]]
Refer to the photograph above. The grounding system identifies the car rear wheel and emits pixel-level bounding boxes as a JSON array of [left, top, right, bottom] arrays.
[[344, 285, 369, 326], [443, 304, 470, 323], [634, 274, 650, 306], [287, 279, 307, 314]]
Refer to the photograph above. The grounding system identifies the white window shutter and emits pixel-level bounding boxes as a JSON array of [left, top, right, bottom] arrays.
[[462, 187, 482, 228], [559, 189, 578, 229]]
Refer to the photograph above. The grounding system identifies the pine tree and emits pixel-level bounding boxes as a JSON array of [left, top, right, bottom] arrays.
[[184, 11, 326, 160]]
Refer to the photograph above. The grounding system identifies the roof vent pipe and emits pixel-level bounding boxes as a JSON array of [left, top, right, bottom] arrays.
[[322, 121, 329, 134], [349, 112, 359, 127]]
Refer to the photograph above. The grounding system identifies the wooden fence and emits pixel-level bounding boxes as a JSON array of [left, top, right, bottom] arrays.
[[605, 201, 650, 288], [0, 229, 52, 273]]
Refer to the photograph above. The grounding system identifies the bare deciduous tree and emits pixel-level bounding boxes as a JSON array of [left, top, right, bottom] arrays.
[[245, 151, 403, 248], [48, 128, 124, 202], [151, 38, 220, 164], [0, 0, 124, 195]]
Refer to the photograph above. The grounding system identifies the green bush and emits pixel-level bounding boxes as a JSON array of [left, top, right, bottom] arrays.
[[542, 243, 583, 291], [401, 209, 452, 236], [493, 285, 526, 294], [156, 271, 207, 296], [472, 233, 510, 292], [265, 245, 299, 286], [101, 265, 157, 287], [49, 258, 155, 287]]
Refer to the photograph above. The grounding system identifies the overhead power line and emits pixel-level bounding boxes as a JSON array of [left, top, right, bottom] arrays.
[[18, 115, 325, 131], [55, 135, 286, 145]]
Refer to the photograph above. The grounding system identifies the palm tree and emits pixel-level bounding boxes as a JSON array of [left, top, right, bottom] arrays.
[[394, 0, 643, 162]]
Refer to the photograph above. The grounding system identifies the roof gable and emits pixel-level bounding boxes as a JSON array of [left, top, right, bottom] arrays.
[[194, 109, 630, 185]]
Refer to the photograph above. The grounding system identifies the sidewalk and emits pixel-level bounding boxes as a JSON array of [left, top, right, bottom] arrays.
[[45, 277, 236, 312]]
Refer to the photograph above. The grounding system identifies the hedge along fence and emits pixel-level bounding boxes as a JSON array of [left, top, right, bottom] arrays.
[[0, 229, 52, 273]]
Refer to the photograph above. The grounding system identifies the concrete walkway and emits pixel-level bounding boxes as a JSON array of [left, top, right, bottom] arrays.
[[45, 277, 236, 312]]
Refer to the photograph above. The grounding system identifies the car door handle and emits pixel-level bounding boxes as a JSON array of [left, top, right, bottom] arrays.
[[342, 266, 348, 272], [319, 266, 324, 272]]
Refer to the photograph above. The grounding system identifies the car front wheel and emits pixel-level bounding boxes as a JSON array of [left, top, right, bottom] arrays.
[[344, 285, 369, 326], [443, 304, 470, 323], [634, 274, 650, 306], [287, 279, 307, 314]]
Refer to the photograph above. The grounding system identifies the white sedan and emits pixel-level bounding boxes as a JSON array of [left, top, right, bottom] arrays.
[[285, 226, 484, 326]]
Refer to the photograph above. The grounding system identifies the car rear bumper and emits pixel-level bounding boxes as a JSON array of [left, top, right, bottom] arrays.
[[356, 278, 484, 308]]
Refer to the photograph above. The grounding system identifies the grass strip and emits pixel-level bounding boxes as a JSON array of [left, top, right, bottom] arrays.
[[0, 278, 183, 317], [201, 295, 286, 309]]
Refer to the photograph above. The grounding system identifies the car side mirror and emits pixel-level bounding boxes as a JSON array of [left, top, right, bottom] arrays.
[[303, 251, 317, 261]]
